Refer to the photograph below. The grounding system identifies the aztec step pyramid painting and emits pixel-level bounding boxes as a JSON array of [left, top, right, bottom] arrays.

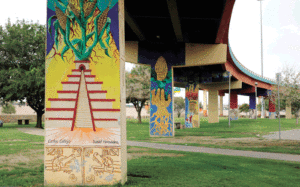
[[46, 60, 120, 131]]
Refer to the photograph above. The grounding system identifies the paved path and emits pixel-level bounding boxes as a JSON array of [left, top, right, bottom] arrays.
[[262, 129, 300, 140], [17, 128, 300, 162]]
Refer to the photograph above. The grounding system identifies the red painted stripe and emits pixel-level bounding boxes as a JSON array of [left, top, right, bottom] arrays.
[[57, 91, 78, 93], [90, 99, 115, 102], [48, 98, 77, 101], [47, 118, 73, 121], [72, 69, 91, 72], [46, 108, 75, 111], [87, 91, 107, 93], [61, 81, 80, 84], [92, 109, 120, 112], [74, 61, 90, 63], [85, 75, 96, 78], [94, 118, 118, 121], [86, 82, 103, 84], [67, 75, 81, 77]]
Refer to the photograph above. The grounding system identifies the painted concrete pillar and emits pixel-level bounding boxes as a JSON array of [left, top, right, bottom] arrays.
[[45, 0, 126, 185], [249, 94, 256, 119], [286, 99, 292, 119], [208, 90, 219, 123], [257, 97, 261, 117], [185, 84, 200, 128], [219, 95, 223, 117], [230, 92, 239, 120], [203, 90, 208, 117], [269, 98, 276, 119], [138, 43, 185, 137]]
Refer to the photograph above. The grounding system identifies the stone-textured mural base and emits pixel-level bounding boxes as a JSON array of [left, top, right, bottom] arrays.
[[44, 146, 121, 186]]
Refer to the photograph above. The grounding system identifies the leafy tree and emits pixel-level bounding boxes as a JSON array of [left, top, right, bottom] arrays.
[[126, 64, 151, 124], [239, 103, 249, 116], [174, 97, 185, 118], [271, 65, 300, 125], [0, 19, 45, 128], [2, 103, 16, 114]]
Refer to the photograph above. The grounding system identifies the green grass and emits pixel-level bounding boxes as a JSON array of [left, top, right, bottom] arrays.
[[0, 123, 44, 155], [1, 120, 300, 186], [127, 118, 300, 154]]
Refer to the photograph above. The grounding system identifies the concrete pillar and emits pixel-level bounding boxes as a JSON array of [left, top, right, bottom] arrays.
[[45, 0, 127, 185], [150, 56, 174, 136], [230, 92, 239, 120], [185, 84, 200, 128], [286, 99, 292, 119], [269, 98, 276, 119], [257, 97, 261, 117], [219, 95, 223, 117], [249, 94, 256, 119], [203, 90, 208, 117], [208, 89, 219, 123]]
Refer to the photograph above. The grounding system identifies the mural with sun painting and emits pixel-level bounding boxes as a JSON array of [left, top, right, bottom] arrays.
[[45, 0, 124, 185]]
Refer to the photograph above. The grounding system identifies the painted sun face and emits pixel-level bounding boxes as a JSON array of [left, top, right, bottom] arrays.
[[155, 56, 168, 81]]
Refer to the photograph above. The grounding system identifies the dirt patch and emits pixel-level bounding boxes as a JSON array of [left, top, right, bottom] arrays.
[[128, 152, 185, 160], [0, 149, 44, 171], [0, 139, 28, 142], [128, 147, 151, 152], [150, 136, 300, 148]]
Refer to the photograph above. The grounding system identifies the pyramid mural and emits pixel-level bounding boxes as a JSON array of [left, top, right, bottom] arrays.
[[46, 61, 120, 131]]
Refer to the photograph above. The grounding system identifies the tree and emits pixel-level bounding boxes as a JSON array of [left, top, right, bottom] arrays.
[[271, 65, 300, 125], [126, 64, 151, 124], [2, 102, 16, 114], [174, 97, 185, 118], [0, 19, 45, 128], [239, 103, 249, 117]]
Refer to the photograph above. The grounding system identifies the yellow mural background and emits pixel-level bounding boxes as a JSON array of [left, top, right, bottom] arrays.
[[46, 1, 120, 109]]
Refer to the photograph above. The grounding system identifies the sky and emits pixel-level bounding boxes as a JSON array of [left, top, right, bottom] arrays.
[[0, 0, 299, 106]]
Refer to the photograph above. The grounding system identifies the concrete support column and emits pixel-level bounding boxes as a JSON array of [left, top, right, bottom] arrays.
[[45, 0, 127, 185], [208, 89, 219, 123], [269, 98, 276, 119], [249, 94, 256, 119], [286, 99, 292, 119], [150, 56, 174, 136], [230, 92, 239, 120], [203, 90, 208, 117], [257, 97, 261, 117], [185, 84, 200, 128], [219, 95, 223, 117]]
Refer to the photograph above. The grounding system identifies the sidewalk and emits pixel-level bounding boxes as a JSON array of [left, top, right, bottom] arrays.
[[17, 128, 300, 162]]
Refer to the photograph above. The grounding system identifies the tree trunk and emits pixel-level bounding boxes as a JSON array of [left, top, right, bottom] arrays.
[[296, 116, 299, 125], [35, 112, 44, 129], [137, 109, 142, 124]]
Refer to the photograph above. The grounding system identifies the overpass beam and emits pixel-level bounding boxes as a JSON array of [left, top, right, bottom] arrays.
[[249, 94, 256, 119], [185, 83, 200, 128], [208, 89, 219, 123], [230, 92, 239, 120], [269, 98, 276, 119]]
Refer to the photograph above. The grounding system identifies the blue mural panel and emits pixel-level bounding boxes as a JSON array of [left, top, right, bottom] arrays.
[[139, 43, 185, 136]]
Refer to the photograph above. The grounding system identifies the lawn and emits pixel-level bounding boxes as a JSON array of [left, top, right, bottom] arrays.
[[0, 120, 300, 186], [127, 118, 300, 154]]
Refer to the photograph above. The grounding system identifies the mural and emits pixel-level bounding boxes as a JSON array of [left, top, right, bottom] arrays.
[[138, 43, 185, 136], [150, 56, 173, 136], [185, 84, 199, 128], [45, 0, 122, 185]]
